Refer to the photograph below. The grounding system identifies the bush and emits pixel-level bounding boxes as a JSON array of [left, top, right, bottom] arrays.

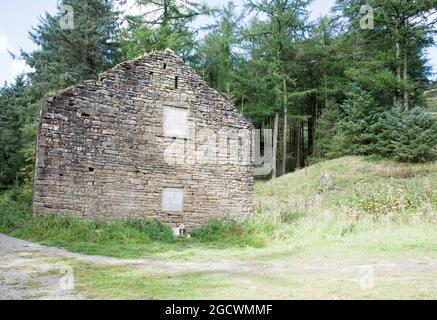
[[315, 86, 383, 158], [370, 108, 437, 162], [316, 86, 437, 163], [0, 184, 33, 231]]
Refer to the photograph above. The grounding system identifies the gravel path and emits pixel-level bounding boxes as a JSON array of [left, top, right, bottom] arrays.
[[1, 233, 436, 299], [0, 233, 85, 300]]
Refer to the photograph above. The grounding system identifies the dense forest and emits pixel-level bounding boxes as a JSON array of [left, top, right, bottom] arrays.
[[1, 0, 436, 190]]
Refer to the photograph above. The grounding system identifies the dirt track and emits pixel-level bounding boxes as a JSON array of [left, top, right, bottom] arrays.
[[1, 233, 436, 299]]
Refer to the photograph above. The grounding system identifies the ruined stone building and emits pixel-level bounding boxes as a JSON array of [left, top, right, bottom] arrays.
[[33, 50, 254, 229]]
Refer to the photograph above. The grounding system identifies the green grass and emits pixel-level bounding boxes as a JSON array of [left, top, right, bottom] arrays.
[[47, 253, 437, 300], [0, 186, 181, 257], [425, 89, 437, 113], [2, 157, 437, 299], [250, 157, 437, 256], [75, 264, 235, 300], [0, 188, 275, 258], [1, 157, 436, 260]]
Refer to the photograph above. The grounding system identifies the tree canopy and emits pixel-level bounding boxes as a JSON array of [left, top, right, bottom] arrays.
[[1, 0, 436, 189]]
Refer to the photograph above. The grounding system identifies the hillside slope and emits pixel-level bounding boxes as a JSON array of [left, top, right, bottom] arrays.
[[256, 156, 436, 220], [425, 88, 437, 113], [254, 157, 437, 254]]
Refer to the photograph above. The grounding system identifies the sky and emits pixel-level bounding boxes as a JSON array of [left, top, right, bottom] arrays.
[[0, 0, 436, 85]]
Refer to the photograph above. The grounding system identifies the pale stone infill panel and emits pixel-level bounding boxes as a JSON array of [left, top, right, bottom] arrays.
[[162, 188, 184, 212], [163, 106, 188, 138], [33, 50, 254, 228]]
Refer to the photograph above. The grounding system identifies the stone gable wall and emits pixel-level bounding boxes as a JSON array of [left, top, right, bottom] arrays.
[[33, 50, 254, 228]]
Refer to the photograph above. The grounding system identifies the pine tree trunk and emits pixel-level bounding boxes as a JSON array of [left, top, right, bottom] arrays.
[[403, 47, 409, 110], [394, 30, 402, 109], [313, 100, 319, 157], [315, 101, 319, 137], [301, 121, 305, 166], [272, 112, 279, 179], [324, 73, 328, 108], [295, 122, 301, 169], [263, 121, 272, 170], [290, 125, 294, 171], [282, 80, 287, 175], [308, 116, 313, 155], [308, 97, 316, 155]]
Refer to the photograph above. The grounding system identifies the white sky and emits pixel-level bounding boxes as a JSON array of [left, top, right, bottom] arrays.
[[0, 0, 436, 85]]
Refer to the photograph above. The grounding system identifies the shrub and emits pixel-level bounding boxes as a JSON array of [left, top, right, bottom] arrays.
[[370, 108, 437, 163], [315, 86, 383, 158], [0, 184, 33, 231], [316, 86, 437, 163], [314, 105, 345, 159]]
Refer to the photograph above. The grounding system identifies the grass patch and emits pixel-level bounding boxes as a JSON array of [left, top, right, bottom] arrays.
[[24, 278, 42, 289], [425, 89, 437, 113], [190, 212, 277, 248], [75, 263, 235, 300], [251, 156, 437, 258], [68, 253, 437, 299], [0, 187, 273, 258], [0, 186, 182, 258], [1, 157, 436, 260]]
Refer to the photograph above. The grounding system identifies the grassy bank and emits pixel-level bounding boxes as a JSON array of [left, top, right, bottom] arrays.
[[1, 157, 436, 260], [254, 157, 437, 254], [0, 188, 275, 258]]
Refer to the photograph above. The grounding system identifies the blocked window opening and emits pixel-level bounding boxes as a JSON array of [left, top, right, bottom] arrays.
[[174, 76, 179, 89], [163, 106, 188, 138], [162, 188, 184, 212]]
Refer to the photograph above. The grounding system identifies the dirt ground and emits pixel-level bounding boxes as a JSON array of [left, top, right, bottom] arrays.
[[1, 233, 436, 300]]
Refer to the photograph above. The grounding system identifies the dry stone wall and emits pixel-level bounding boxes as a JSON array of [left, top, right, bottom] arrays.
[[33, 50, 254, 228]]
